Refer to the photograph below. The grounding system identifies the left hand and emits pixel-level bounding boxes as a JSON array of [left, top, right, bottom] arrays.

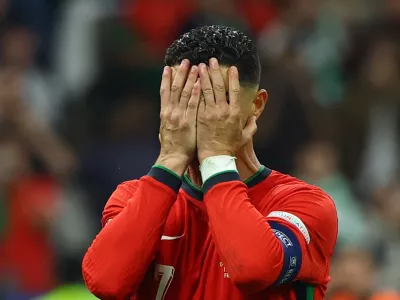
[[197, 58, 257, 163]]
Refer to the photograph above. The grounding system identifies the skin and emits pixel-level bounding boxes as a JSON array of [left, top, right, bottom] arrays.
[[155, 58, 268, 185]]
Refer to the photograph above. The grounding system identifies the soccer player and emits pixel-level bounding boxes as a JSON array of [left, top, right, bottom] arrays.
[[82, 25, 338, 300]]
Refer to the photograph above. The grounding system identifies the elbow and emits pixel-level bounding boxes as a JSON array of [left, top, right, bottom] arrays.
[[83, 272, 123, 299], [82, 250, 132, 299], [230, 270, 273, 294]]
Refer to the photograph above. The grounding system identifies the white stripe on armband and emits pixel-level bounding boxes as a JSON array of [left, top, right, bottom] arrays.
[[199, 155, 238, 183]]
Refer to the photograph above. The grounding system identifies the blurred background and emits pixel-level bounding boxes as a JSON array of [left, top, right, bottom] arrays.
[[0, 0, 400, 299]]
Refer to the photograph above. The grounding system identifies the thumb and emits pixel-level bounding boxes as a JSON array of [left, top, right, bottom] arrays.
[[242, 115, 257, 144]]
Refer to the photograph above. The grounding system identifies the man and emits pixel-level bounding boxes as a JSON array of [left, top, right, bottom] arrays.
[[82, 25, 338, 300]]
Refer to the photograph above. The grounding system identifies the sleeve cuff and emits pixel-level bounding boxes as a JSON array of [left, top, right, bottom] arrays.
[[148, 165, 182, 193], [200, 155, 240, 193], [203, 171, 241, 194]]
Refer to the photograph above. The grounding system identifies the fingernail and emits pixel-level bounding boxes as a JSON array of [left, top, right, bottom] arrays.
[[230, 66, 238, 74], [199, 63, 207, 71], [210, 58, 218, 69], [163, 66, 169, 74], [181, 59, 189, 67], [191, 65, 198, 73]]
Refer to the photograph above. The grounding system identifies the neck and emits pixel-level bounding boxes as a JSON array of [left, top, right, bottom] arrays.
[[187, 141, 262, 187]]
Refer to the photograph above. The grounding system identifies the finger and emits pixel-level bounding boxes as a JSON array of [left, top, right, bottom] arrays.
[[209, 58, 227, 106], [242, 115, 257, 143], [186, 78, 201, 121], [198, 95, 206, 120], [228, 66, 241, 108], [180, 65, 199, 109], [199, 63, 215, 107], [160, 66, 171, 110], [171, 59, 190, 106]]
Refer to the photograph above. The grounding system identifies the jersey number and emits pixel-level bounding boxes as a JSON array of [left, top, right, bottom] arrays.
[[154, 264, 175, 300]]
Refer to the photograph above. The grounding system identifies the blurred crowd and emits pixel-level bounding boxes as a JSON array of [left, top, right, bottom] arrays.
[[0, 0, 400, 299]]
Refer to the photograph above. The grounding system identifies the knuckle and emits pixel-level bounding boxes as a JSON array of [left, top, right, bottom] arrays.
[[171, 84, 180, 92], [217, 106, 229, 117], [170, 116, 179, 124], [181, 90, 191, 98], [160, 88, 167, 96], [220, 111, 230, 118], [188, 100, 198, 109], [214, 84, 225, 92], [169, 111, 180, 122], [160, 108, 170, 119], [181, 121, 190, 129], [203, 87, 213, 95], [204, 112, 214, 121], [230, 87, 241, 95]]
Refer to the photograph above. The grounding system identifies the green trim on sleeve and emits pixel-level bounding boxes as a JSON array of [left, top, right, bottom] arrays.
[[153, 165, 182, 180], [184, 173, 202, 193], [243, 165, 266, 185]]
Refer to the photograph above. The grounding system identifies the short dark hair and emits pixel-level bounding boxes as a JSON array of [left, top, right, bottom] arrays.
[[164, 25, 261, 86]]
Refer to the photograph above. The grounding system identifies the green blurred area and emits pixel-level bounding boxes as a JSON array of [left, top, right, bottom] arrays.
[[34, 284, 97, 300]]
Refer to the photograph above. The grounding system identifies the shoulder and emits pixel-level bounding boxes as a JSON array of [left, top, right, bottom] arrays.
[[261, 172, 338, 283], [102, 178, 185, 227], [265, 171, 336, 214], [110, 180, 141, 202], [264, 171, 338, 245]]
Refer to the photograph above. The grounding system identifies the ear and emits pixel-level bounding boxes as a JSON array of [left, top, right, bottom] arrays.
[[252, 89, 268, 119]]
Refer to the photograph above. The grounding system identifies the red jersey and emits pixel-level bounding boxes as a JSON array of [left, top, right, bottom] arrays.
[[83, 166, 338, 300]]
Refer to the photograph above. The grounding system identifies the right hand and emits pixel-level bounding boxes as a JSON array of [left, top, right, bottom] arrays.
[[156, 59, 200, 176]]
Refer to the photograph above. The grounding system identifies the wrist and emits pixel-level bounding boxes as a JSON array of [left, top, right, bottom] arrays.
[[198, 150, 235, 164], [199, 155, 238, 184], [156, 153, 190, 177]]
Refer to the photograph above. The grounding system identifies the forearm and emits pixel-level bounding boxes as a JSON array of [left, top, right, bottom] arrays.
[[83, 167, 182, 299], [204, 180, 283, 292], [200, 157, 284, 293]]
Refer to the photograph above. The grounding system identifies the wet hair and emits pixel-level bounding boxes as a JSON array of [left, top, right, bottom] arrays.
[[164, 25, 261, 86]]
